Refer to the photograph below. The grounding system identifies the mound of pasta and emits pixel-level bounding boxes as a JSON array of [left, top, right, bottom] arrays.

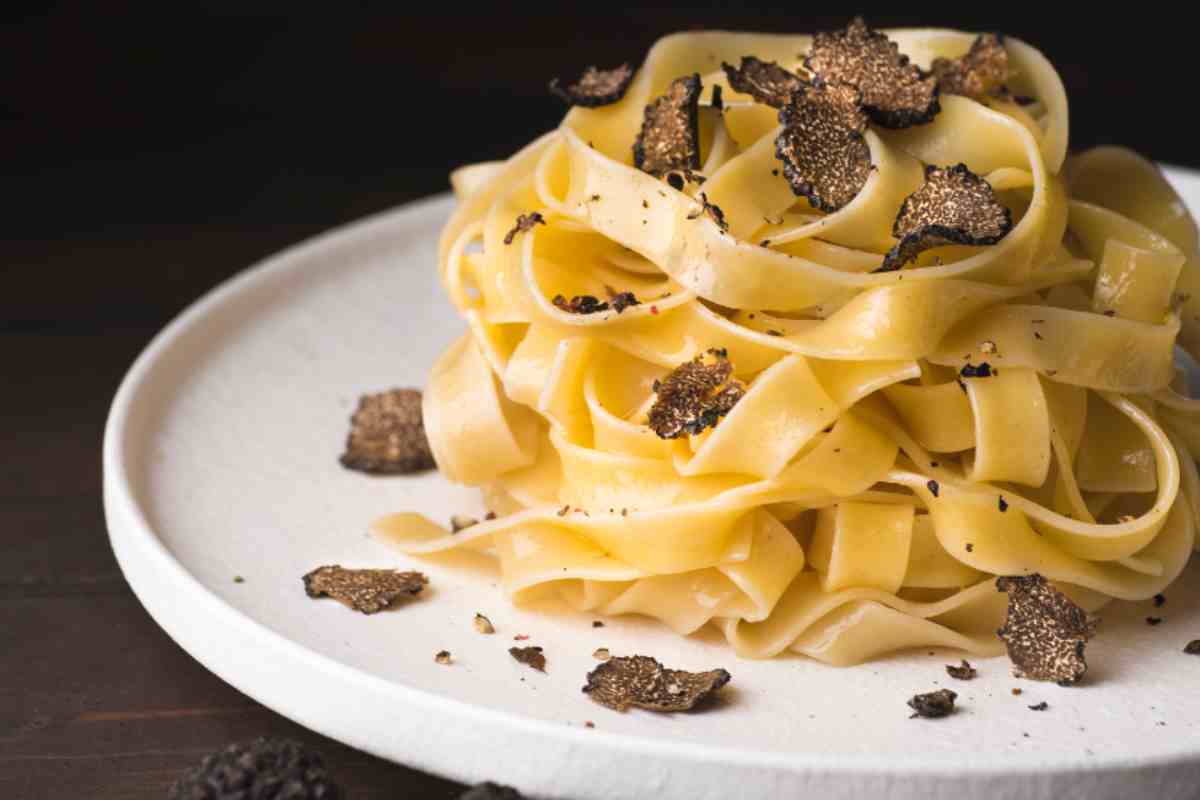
[[373, 22, 1200, 666]]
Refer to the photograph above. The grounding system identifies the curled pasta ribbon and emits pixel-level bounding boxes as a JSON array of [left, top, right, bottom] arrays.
[[380, 29, 1200, 666]]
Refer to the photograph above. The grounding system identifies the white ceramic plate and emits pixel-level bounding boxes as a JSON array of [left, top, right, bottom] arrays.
[[106, 174, 1200, 800]]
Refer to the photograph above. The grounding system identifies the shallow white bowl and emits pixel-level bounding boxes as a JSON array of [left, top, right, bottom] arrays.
[[105, 176, 1200, 799]]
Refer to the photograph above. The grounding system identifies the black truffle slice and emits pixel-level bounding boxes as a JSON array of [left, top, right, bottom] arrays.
[[553, 294, 609, 314], [509, 646, 547, 672], [302, 565, 427, 615], [804, 16, 940, 129], [168, 737, 341, 800], [932, 33, 1010, 99], [721, 56, 807, 108], [633, 74, 702, 177], [878, 163, 1012, 272], [647, 348, 746, 439], [582, 655, 731, 712], [459, 784, 526, 800], [339, 388, 434, 474], [908, 688, 957, 718], [503, 212, 546, 245], [946, 660, 977, 680], [775, 80, 872, 213], [996, 574, 1099, 685], [550, 63, 635, 107]]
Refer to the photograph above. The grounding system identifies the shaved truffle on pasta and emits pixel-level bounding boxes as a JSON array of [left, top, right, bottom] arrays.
[[370, 24, 1200, 673]]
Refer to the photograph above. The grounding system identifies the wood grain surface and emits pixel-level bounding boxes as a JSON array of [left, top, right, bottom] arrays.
[[3, 6, 1194, 798]]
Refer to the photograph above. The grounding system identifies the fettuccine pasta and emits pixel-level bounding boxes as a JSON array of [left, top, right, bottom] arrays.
[[373, 25, 1200, 666]]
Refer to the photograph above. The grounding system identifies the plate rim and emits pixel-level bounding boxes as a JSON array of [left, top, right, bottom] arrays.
[[103, 183, 1200, 796]]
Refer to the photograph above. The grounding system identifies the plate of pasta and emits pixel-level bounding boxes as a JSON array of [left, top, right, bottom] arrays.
[[106, 21, 1200, 800]]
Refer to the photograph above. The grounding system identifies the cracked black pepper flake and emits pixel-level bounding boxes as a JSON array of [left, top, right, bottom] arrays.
[[1184, 640, 1200, 654], [634, 74, 701, 177], [553, 294, 609, 314], [435, 650, 452, 665], [1028, 701, 1049, 711], [451, 514, 479, 533], [927, 479, 940, 498], [776, 79, 872, 213], [340, 388, 434, 474], [474, 613, 496, 634], [550, 63, 635, 107], [648, 348, 746, 439], [503, 212, 546, 245], [459, 783, 526, 800], [996, 574, 1099, 685], [960, 361, 995, 379], [999, 496, 1009, 512], [946, 660, 977, 680], [721, 56, 807, 108], [582, 655, 731, 712], [303, 565, 427, 614], [1147, 617, 1164, 626], [168, 737, 341, 800], [686, 192, 729, 231], [510, 646, 546, 672], [804, 16, 940, 129], [907, 688, 957, 718], [879, 164, 1012, 271], [1154, 594, 1166, 607], [932, 33, 1010, 99]]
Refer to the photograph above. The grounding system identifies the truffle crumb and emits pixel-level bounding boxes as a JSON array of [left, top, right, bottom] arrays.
[[435, 650, 453, 665], [648, 348, 746, 439], [932, 33, 1010, 99], [550, 63, 635, 107], [946, 660, 977, 680], [1184, 640, 1200, 655], [474, 613, 496, 634], [340, 388, 434, 474], [592, 620, 605, 628], [1028, 701, 1049, 711], [553, 294, 610, 314], [510, 646, 547, 672], [879, 164, 1012, 272], [302, 565, 427, 614], [459, 782, 526, 800], [1154, 594, 1166, 607], [686, 192, 729, 232], [634, 74, 702, 177], [926, 479, 940, 498], [996, 574, 1099, 685], [451, 514, 479, 533], [960, 362, 995, 379], [907, 688, 957, 718], [721, 56, 807, 108], [1147, 617, 1164, 626], [775, 79, 871, 213], [167, 737, 341, 800], [804, 16, 940, 129], [503, 212, 546, 245], [582, 655, 731, 712]]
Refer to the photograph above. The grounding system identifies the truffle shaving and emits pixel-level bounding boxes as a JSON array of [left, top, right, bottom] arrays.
[[509, 646, 546, 672], [996, 574, 1099, 685], [804, 16, 940, 128], [946, 660, 977, 680], [582, 655, 731, 712], [907, 688, 957, 718], [647, 348, 746, 439], [302, 565, 427, 614], [550, 63, 635, 107], [339, 388, 434, 474], [879, 163, 1012, 272], [721, 56, 807, 108], [775, 80, 872, 213], [634, 74, 702, 177], [932, 33, 1010, 99]]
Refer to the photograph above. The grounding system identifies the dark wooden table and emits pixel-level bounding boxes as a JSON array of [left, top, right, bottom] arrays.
[[4, 7, 1197, 799]]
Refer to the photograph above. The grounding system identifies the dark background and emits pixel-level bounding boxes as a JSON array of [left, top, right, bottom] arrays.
[[2, 5, 1192, 798]]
